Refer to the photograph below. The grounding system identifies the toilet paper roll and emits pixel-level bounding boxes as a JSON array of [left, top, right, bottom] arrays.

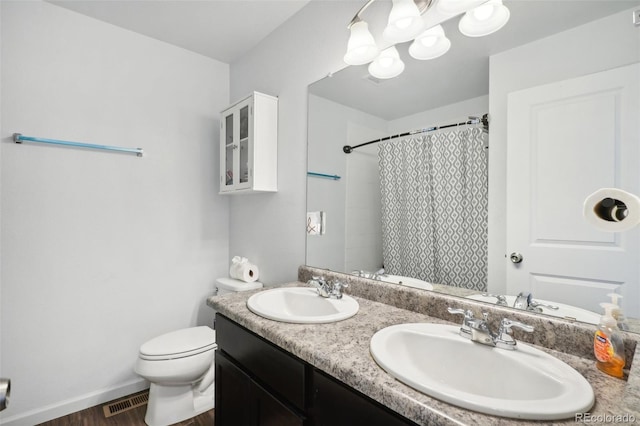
[[583, 188, 640, 232], [230, 262, 259, 282]]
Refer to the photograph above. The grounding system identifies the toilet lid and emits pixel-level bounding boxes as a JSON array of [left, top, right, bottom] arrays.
[[139, 326, 216, 360]]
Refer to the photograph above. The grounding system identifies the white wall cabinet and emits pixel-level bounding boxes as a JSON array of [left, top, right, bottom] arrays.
[[220, 91, 278, 194]]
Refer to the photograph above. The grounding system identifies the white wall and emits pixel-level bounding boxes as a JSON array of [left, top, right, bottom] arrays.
[[344, 131, 384, 274], [488, 7, 640, 294], [307, 94, 387, 272], [228, 1, 356, 284], [387, 95, 488, 134], [0, 2, 230, 424]]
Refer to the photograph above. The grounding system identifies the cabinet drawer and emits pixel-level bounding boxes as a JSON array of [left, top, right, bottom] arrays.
[[216, 314, 306, 411]]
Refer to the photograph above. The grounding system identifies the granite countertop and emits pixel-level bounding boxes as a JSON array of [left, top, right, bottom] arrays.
[[207, 279, 640, 426]]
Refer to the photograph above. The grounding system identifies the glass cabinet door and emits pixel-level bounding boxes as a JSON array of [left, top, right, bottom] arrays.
[[224, 112, 234, 188], [239, 105, 249, 184]]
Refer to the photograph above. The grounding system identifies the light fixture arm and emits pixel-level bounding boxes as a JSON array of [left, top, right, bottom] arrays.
[[347, 0, 376, 29], [347, 0, 434, 29]]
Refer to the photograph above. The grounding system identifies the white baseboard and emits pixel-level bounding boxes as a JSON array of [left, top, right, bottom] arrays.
[[0, 379, 149, 426]]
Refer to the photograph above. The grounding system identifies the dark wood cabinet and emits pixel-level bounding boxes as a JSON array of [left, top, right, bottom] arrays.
[[215, 350, 252, 426], [311, 369, 417, 426], [215, 351, 304, 426], [215, 314, 418, 426]]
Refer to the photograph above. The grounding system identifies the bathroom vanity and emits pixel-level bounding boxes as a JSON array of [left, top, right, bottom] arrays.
[[215, 314, 418, 426], [207, 266, 640, 425]]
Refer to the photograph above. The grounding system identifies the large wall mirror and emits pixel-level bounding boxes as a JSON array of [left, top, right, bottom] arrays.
[[306, 0, 640, 333]]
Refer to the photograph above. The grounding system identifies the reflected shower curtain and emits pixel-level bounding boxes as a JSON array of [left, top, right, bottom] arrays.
[[378, 126, 488, 291]]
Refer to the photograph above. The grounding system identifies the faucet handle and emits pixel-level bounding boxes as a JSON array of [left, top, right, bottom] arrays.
[[329, 280, 348, 299], [529, 300, 559, 311], [481, 293, 508, 306], [496, 318, 534, 349], [447, 307, 474, 337], [447, 307, 474, 318], [333, 280, 348, 289], [309, 276, 326, 285], [309, 276, 330, 297], [501, 318, 534, 333]]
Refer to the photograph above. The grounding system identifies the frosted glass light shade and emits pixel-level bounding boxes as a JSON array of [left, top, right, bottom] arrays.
[[459, 0, 510, 37], [382, 0, 425, 43], [436, 0, 485, 15], [368, 46, 405, 79], [344, 21, 379, 65], [409, 25, 451, 60]]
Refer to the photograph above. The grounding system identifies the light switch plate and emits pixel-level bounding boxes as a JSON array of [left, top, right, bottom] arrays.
[[634, 9, 640, 26]]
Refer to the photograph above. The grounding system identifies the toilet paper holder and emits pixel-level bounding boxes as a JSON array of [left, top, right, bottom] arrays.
[[593, 197, 628, 222], [584, 188, 640, 232]]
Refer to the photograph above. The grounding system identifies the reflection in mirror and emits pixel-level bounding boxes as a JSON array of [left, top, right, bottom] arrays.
[[306, 1, 640, 332]]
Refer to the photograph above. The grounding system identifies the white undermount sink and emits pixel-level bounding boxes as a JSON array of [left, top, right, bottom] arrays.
[[247, 287, 359, 324], [466, 294, 601, 325], [380, 275, 434, 291], [370, 323, 594, 420]]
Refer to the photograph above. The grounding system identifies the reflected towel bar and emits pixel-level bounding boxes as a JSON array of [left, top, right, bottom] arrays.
[[13, 133, 144, 157], [307, 172, 341, 180]]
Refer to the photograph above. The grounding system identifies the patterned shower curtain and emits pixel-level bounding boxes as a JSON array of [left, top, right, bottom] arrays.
[[378, 126, 488, 291]]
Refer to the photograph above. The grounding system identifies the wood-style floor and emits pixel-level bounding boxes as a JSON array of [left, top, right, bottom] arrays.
[[37, 390, 215, 426]]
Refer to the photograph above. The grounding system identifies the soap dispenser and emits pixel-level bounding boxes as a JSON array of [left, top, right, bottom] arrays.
[[594, 302, 625, 378], [607, 293, 629, 331]]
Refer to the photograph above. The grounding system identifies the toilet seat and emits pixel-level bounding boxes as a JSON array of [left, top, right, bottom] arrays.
[[139, 326, 217, 361]]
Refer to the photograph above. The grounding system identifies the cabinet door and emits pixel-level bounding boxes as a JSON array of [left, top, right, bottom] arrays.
[[220, 98, 253, 192], [215, 351, 253, 426], [254, 380, 304, 426], [216, 350, 304, 426], [312, 369, 418, 426], [237, 101, 252, 189], [221, 110, 236, 192]]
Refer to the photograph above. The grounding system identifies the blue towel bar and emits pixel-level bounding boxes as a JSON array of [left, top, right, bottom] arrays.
[[307, 172, 341, 180], [13, 133, 144, 157]]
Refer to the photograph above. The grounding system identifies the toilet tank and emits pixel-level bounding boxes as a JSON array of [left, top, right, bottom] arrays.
[[216, 277, 263, 295]]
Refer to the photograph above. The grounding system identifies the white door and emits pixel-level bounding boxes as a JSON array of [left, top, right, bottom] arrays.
[[506, 63, 640, 318]]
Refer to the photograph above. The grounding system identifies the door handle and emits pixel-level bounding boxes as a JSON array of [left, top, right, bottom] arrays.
[[510, 252, 523, 264]]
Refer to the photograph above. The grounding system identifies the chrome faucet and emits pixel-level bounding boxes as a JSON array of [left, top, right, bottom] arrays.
[[448, 307, 534, 350], [308, 276, 349, 299], [351, 268, 387, 280], [513, 291, 559, 313], [481, 293, 508, 306]]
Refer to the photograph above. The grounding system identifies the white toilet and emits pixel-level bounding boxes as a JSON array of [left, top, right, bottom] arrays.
[[135, 278, 263, 426]]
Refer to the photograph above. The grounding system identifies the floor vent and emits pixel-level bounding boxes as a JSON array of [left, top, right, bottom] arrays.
[[102, 391, 149, 418]]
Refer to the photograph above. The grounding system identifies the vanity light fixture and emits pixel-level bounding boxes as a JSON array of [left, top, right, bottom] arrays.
[[368, 46, 406, 79], [344, 0, 510, 79], [458, 0, 510, 37], [408, 25, 451, 60], [382, 0, 426, 43], [344, 21, 380, 65]]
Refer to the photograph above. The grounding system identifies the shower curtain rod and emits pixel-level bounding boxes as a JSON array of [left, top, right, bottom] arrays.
[[342, 113, 489, 154]]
